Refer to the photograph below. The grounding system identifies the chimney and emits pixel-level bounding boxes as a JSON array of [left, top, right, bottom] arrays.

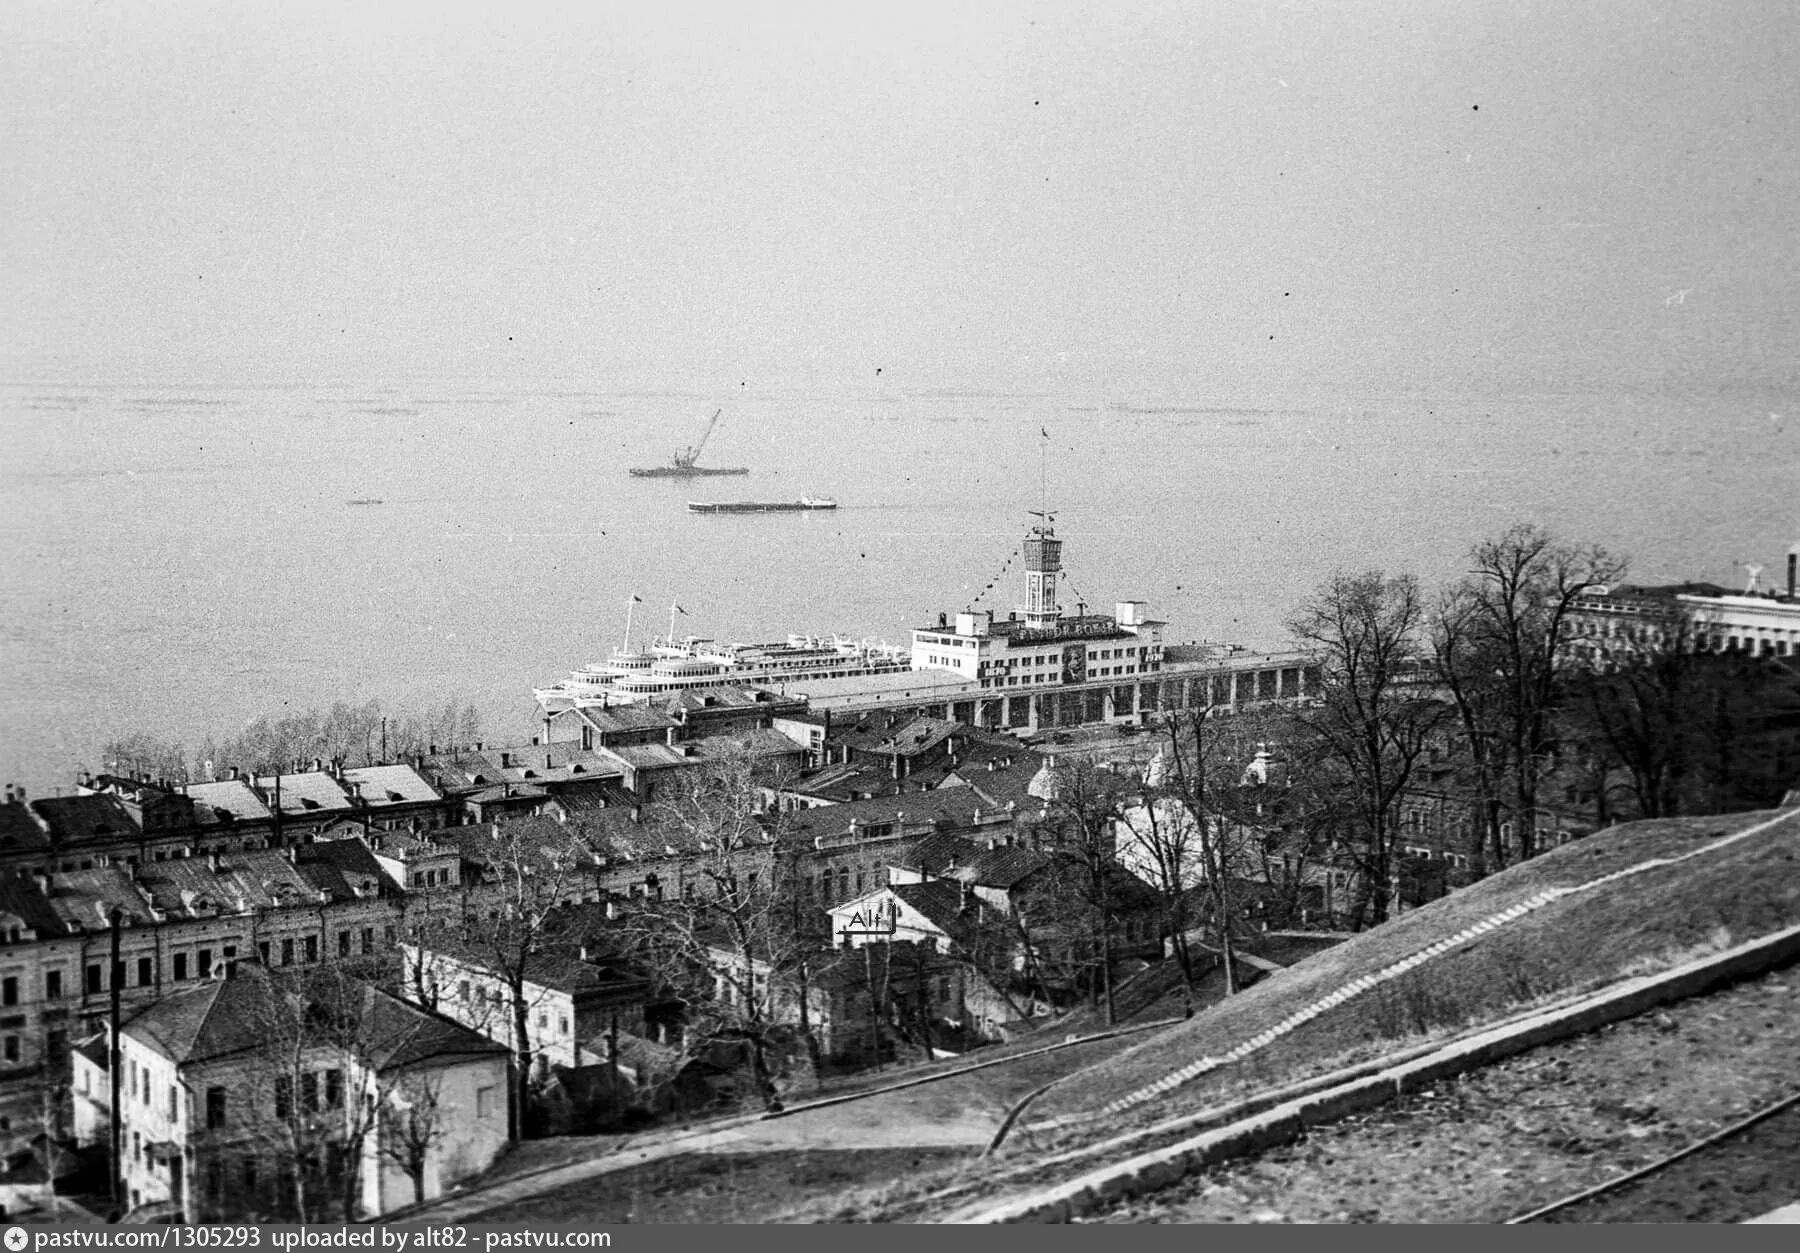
[[312, 757, 323, 773], [1789, 542, 1799, 598], [208, 851, 223, 873], [959, 880, 971, 911], [666, 727, 678, 747]]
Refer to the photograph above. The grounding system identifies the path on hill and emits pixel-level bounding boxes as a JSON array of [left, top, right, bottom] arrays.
[[1088, 965, 1800, 1224], [389, 1030, 1146, 1226]]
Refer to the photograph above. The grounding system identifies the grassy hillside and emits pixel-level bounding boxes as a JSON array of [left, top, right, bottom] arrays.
[[1030, 807, 1800, 1130]]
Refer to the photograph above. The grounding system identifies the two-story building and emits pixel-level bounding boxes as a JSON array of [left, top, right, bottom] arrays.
[[81, 967, 509, 1220]]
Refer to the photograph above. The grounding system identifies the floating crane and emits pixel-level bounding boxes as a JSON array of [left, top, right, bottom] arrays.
[[629, 408, 749, 478]]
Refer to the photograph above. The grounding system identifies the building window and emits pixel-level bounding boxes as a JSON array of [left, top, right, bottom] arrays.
[[137, 957, 153, 987], [476, 1086, 496, 1119], [44, 970, 62, 1000], [168, 1084, 178, 1121], [223, 945, 238, 978], [274, 1075, 293, 1119], [361, 928, 374, 955], [280, 939, 295, 966], [2, 1036, 17, 1063], [85, 964, 102, 995], [300, 1073, 319, 1113], [198, 949, 213, 978], [258, 942, 270, 965], [338, 930, 351, 958], [325, 1068, 343, 1109], [303, 936, 318, 964], [206, 1087, 227, 1129], [0, 977, 14, 1006]]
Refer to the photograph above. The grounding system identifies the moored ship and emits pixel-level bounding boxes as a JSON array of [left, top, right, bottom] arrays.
[[688, 497, 836, 514], [533, 630, 912, 710]]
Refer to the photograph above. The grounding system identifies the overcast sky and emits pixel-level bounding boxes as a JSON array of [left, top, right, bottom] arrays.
[[4, 0, 1796, 392]]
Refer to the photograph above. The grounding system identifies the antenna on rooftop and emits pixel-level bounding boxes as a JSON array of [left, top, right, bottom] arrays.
[[1741, 563, 1765, 594]]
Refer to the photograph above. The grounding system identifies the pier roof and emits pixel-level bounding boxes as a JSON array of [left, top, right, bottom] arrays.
[[774, 668, 976, 707]]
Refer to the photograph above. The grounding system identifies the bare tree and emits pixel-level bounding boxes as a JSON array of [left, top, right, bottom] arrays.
[[1431, 582, 1514, 874], [1569, 631, 1800, 819], [99, 732, 188, 782], [1454, 525, 1623, 861], [377, 1071, 447, 1207], [442, 818, 596, 1138], [1287, 570, 1447, 929], [609, 748, 805, 1111], [1115, 755, 1204, 1004], [1151, 706, 1285, 995], [223, 965, 398, 1222], [1025, 758, 1137, 1025]]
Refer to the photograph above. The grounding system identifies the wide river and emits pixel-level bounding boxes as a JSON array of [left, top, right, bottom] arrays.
[[2, 379, 1795, 793]]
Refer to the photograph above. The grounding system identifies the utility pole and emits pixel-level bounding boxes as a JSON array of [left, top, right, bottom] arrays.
[[108, 906, 123, 1217]]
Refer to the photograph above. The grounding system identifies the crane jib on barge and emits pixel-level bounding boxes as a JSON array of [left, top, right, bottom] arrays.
[[628, 408, 750, 477]]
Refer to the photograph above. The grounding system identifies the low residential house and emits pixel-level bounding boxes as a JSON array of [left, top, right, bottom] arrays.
[[103, 967, 509, 1221], [713, 935, 1017, 1056], [885, 830, 1054, 914], [401, 940, 650, 1081]]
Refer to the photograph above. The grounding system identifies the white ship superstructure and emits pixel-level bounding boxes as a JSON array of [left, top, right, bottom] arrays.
[[533, 633, 914, 710]]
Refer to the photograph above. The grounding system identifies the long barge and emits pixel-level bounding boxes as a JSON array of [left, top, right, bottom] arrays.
[[687, 498, 837, 514]]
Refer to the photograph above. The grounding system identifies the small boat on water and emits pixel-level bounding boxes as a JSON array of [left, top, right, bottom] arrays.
[[688, 498, 837, 514]]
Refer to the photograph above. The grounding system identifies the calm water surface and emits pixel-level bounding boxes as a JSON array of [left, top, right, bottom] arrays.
[[2, 380, 1795, 791]]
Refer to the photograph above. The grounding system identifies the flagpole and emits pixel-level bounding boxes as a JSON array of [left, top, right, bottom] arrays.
[[668, 601, 679, 642], [1040, 425, 1049, 525], [623, 595, 638, 653]]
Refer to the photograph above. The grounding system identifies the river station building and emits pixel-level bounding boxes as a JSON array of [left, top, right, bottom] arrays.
[[785, 518, 1318, 734]]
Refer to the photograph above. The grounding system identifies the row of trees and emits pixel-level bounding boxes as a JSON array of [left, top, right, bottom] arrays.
[[101, 698, 485, 782], [1281, 523, 1800, 929]]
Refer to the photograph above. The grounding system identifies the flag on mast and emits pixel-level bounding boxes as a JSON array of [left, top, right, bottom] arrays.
[[629, 594, 643, 603]]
